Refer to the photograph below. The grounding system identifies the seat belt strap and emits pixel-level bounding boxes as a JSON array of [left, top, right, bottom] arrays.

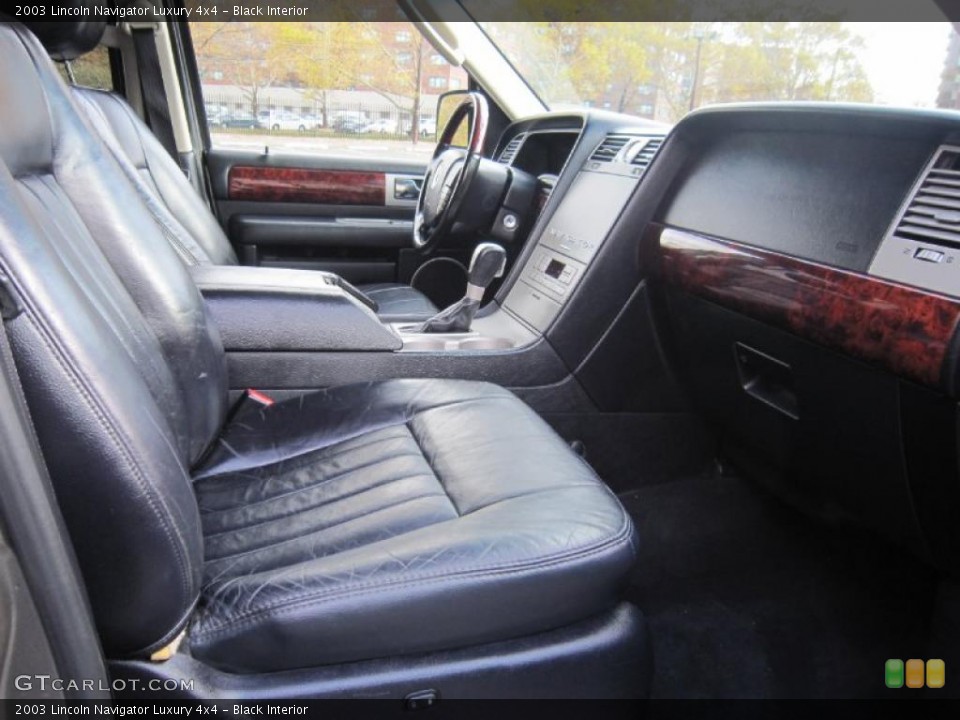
[[131, 26, 179, 161]]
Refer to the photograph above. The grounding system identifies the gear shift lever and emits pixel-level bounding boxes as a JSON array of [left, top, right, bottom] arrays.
[[417, 243, 507, 334]]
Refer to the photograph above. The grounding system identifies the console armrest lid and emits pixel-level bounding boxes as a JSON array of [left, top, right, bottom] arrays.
[[191, 265, 400, 352]]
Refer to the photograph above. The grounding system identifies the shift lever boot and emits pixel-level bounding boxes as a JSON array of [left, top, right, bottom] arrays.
[[417, 243, 506, 334]]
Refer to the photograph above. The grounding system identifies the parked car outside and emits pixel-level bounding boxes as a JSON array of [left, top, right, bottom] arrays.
[[300, 112, 322, 130], [332, 117, 367, 133], [204, 103, 229, 127], [404, 116, 437, 137], [330, 110, 369, 134], [263, 111, 311, 132], [220, 112, 263, 129], [363, 117, 399, 134]]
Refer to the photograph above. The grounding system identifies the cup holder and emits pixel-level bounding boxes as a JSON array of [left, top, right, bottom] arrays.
[[400, 334, 515, 352], [401, 337, 450, 352], [457, 337, 514, 350]]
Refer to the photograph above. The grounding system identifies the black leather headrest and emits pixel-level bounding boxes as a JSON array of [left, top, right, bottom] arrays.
[[22, 3, 106, 61]]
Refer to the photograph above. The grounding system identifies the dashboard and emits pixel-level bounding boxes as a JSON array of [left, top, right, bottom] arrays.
[[639, 104, 960, 567], [485, 102, 960, 571], [651, 106, 960, 394], [503, 129, 580, 178]]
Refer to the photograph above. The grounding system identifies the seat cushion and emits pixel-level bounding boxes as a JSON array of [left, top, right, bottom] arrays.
[[188, 380, 636, 673], [357, 282, 438, 321]]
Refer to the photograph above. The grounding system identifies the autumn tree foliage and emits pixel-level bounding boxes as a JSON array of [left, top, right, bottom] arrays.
[[485, 22, 874, 121], [192, 20, 439, 136], [191, 20, 876, 128]]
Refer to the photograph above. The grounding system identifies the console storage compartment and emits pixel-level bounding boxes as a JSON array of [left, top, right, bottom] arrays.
[[190, 265, 401, 352]]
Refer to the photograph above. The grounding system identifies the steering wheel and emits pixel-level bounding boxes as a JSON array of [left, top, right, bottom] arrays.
[[413, 92, 489, 251]]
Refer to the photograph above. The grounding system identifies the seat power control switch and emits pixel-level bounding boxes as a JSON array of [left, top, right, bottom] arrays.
[[404, 689, 440, 711]]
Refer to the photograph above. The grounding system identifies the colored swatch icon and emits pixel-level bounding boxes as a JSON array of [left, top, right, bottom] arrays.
[[927, 659, 946, 689], [906, 659, 925, 688], [885, 659, 904, 688], [886, 659, 945, 688]]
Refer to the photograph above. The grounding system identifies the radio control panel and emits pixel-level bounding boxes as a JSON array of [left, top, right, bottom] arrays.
[[523, 249, 582, 301]]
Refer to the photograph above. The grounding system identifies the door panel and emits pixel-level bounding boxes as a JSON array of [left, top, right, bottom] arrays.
[[185, 19, 469, 285], [227, 166, 388, 205], [207, 149, 426, 284]]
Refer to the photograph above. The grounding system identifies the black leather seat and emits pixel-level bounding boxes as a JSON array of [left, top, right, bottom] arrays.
[[191, 381, 634, 672], [0, 19, 639, 685], [41, 28, 437, 321]]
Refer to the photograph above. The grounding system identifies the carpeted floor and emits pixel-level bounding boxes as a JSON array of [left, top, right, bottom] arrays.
[[620, 473, 941, 699]]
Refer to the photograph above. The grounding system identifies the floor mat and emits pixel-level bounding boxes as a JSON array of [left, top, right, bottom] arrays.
[[620, 473, 939, 698]]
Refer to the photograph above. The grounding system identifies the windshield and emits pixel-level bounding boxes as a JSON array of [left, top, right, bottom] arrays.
[[471, 20, 958, 122]]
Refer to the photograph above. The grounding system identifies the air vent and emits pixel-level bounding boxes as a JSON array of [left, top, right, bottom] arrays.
[[631, 137, 664, 170], [498, 135, 525, 164], [895, 148, 960, 247], [589, 135, 631, 162]]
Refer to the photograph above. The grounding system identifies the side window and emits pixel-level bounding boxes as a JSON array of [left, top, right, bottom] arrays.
[[57, 44, 116, 90], [190, 21, 468, 161]]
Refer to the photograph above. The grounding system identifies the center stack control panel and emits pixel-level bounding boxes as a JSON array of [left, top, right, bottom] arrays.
[[504, 134, 664, 332]]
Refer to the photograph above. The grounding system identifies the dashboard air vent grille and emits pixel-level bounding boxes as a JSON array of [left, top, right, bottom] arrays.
[[631, 138, 664, 169], [895, 148, 960, 247], [498, 135, 525, 164], [590, 135, 631, 162]]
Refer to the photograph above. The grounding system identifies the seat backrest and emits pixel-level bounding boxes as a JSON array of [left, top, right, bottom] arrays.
[[72, 86, 239, 267], [0, 22, 229, 657]]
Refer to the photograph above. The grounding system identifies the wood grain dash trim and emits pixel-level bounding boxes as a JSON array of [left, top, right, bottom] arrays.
[[656, 224, 960, 388]]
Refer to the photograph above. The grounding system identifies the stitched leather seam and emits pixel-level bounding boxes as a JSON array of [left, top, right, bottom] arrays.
[[113, 98, 221, 265], [120, 163, 202, 266], [18, 175, 193, 461], [7, 267, 195, 621], [22, 310, 194, 606], [197, 428, 416, 500], [199, 451, 426, 523], [20, 176, 178, 365], [196, 421, 417, 481], [195, 392, 514, 481], [109, 93, 156, 182], [203, 489, 451, 566], [201, 464, 437, 541], [156, 218, 201, 265], [74, 90, 203, 267], [464, 482, 603, 514], [194, 511, 634, 638], [405, 413, 599, 515], [405, 419, 460, 517]]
